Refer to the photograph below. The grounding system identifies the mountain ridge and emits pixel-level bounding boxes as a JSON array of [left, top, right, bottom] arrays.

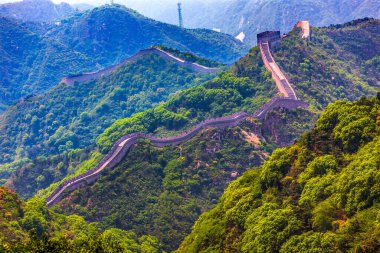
[[60, 47, 222, 86]]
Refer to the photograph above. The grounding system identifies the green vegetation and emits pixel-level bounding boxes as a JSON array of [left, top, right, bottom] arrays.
[[4, 18, 379, 204], [274, 18, 379, 110], [9, 44, 273, 200], [0, 17, 96, 108], [95, 47, 274, 153], [46, 4, 248, 67], [52, 107, 313, 252], [177, 95, 380, 252], [0, 53, 214, 198], [0, 4, 248, 107], [0, 187, 163, 252]]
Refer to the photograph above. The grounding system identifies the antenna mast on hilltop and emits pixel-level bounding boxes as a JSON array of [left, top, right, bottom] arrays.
[[177, 1, 183, 28]]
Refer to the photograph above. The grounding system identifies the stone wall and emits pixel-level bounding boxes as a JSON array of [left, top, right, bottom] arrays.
[[60, 48, 221, 86]]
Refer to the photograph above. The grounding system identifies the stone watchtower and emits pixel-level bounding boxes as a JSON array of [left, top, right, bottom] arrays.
[[257, 31, 281, 47]]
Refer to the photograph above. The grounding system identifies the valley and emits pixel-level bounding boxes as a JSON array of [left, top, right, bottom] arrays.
[[0, 1, 379, 252]]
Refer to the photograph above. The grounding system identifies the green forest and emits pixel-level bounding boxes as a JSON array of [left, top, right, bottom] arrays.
[[0, 4, 247, 109], [178, 95, 380, 252], [1, 95, 378, 252], [0, 16, 379, 253], [0, 53, 216, 198]]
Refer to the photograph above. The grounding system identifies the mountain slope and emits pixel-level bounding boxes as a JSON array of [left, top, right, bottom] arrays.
[[36, 19, 380, 251], [133, 0, 380, 45], [51, 109, 312, 252], [0, 17, 96, 111], [0, 187, 163, 251], [0, 50, 217, 196], [177, 95, 380, 252], [45, 4, 248, 66], [0, 4, 247, 108], [0, 0, 75, 22], [273, 18, 379, 110]]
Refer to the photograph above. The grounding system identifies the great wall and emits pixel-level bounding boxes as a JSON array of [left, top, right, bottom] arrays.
[[46, 21, 311, 207], [60, 47, 221, 86]]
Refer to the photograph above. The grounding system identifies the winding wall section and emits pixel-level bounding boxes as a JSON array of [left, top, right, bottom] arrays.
[[61, 48, 221, 86], [46, 25, 310, 207]]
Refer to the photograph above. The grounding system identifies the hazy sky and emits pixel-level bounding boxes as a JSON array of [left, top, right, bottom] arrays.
[[0, 0, 184, 4]]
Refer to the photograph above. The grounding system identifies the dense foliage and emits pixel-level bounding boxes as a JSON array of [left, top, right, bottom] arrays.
[[0, 53, 214, 197], [5, 19, 379, 203], [52, 107, 313, 252], [273, 18, 379, 110], [0, 4, 247, 108], [45, 4, 247, 66], [0, 187, 163, 252], [177, 95, 380, 252], [0, 0, 75, 22], [95, 46, 274, 153], [0, 17, 96, 111]]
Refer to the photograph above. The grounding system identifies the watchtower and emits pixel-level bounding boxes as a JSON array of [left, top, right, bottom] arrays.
[[257, 31, 281, 47]]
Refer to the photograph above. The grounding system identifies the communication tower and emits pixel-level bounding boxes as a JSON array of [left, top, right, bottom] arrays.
[[178, 2, 183, 28]]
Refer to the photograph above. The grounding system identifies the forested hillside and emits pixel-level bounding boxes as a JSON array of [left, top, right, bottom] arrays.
[[0, 4, 247, 109], [50, 107, 312, 252], [178, 95, 380, 253], [0, 187, 163, 252], [1, 96, 378, 252], [273, 18, 379, 110], [0, 0, 75, 22], [38, 19, 379, 251], [3, 18, 377, 203], [0, 17, 96, 112], [0, 52, 216, 197], [44, 4, 247, 66]]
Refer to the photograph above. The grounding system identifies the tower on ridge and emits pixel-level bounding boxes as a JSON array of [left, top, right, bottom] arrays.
[[177, 1, 183, 28]]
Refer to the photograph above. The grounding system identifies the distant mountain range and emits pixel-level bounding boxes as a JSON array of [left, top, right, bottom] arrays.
[[0, 4, 247, 111], [127, 0, 380, 44], [0, 0, 75, 22]]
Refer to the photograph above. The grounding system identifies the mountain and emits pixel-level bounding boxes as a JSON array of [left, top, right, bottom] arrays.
[[130, 0, 380, 45], [273, 18, 379, 109], [0, 4, 248, 110], [0, 49, 218, 195], [0, 17, 96, 112], [30, 19, 378, 251], [0, 18, 378, 252], [177, 95, 380, 252], [44, 4, 248, 66], [0, 0, 75, 22]]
